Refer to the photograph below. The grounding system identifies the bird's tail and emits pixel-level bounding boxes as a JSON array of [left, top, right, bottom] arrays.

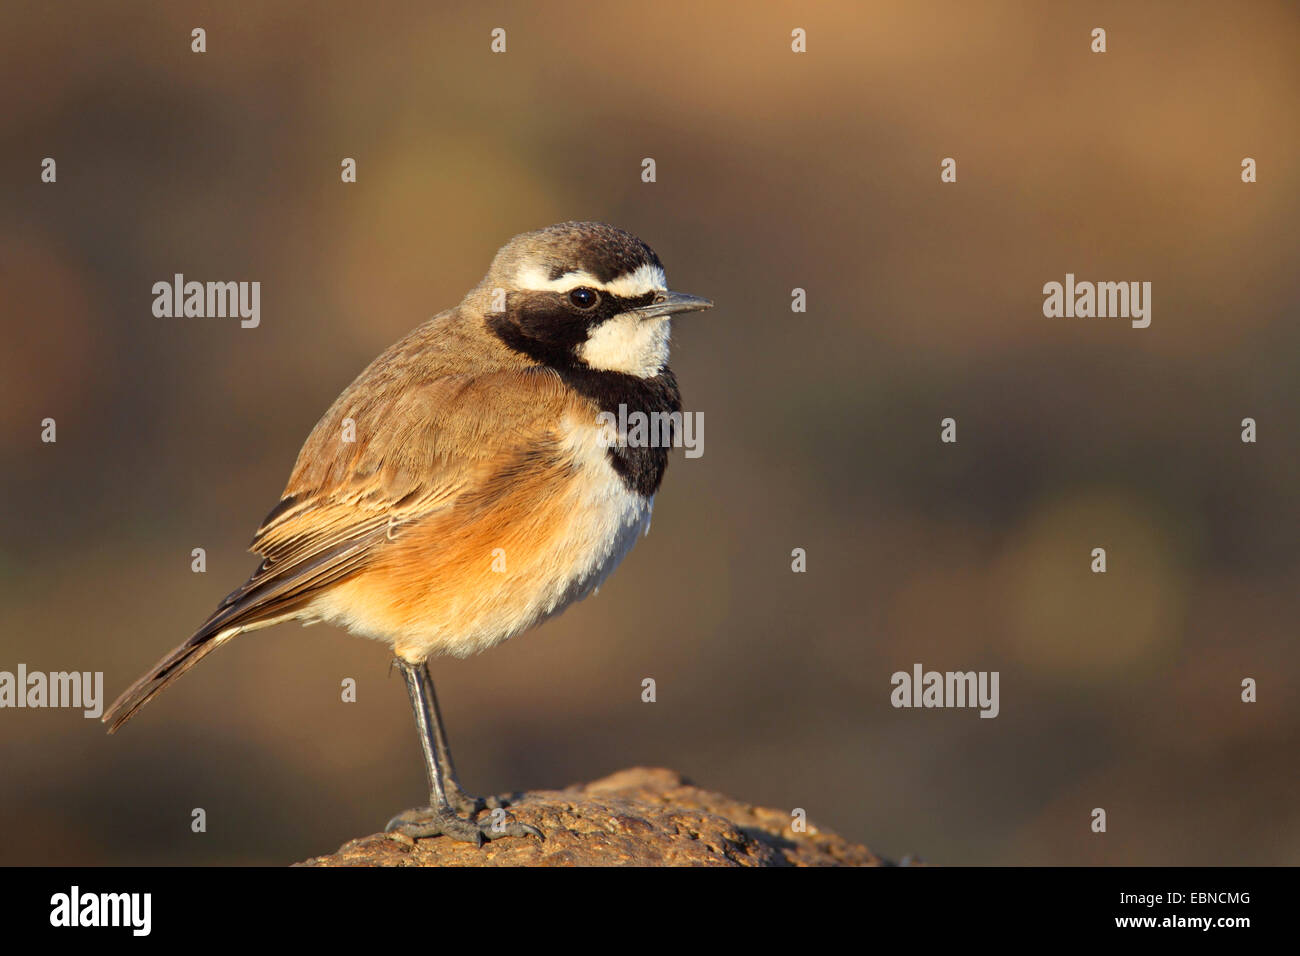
[[104, 513, 371, 733], [101, 625, 238, 734], [102, 607, 296, 733]]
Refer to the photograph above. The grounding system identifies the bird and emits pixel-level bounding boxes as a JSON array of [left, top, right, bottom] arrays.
[[102, 221, 713, 845]]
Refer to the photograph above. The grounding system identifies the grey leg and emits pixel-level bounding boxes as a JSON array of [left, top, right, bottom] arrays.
[[385, 659, 541, 845], [422, 663, 505, 814]]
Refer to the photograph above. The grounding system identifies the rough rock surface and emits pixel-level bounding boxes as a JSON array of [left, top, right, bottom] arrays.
[[298, 767, 883, 866]]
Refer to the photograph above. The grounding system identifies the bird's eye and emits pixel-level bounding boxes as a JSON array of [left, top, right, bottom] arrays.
[[568, 287, 599, 309]]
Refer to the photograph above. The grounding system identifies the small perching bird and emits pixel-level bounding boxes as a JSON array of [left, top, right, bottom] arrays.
[[103, 221, 713, 845]]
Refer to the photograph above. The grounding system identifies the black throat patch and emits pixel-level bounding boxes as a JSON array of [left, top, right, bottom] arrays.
[[487, 297, 681, 498], [558, 364, 681, 498]]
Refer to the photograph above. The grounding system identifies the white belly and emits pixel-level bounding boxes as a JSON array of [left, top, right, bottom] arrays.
[[525, 429, 654, 630]]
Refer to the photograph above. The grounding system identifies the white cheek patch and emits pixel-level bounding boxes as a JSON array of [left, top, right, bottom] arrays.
[[578, 315, 671, 378], [515, 262, 667, 297]]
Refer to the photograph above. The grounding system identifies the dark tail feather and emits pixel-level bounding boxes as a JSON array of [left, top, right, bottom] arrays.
[[103, 586, 305, 733], [104, 534, 375, 733], [102, 624, 237, 734]]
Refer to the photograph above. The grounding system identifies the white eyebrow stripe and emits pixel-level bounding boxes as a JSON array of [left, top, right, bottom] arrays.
[[603, 263, 667, 296], [514, 266, 600, 292], [515, 262, 667, 297]]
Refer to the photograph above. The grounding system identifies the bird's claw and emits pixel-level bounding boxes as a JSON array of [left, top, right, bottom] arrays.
[[385, 805, 542, 845]]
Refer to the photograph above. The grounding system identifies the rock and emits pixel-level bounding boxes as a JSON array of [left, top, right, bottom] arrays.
[[297, 767, 884, 866]]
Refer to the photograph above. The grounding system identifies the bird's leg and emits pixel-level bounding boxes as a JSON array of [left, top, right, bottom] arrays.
[[385, 659, 540, 845], [421, 662, 506, 814]]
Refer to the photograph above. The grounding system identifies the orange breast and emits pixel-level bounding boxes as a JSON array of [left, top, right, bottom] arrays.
[[308, 414, 652, 661]]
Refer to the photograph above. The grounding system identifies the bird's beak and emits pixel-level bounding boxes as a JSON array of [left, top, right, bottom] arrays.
[[630, 290, 714, 320]]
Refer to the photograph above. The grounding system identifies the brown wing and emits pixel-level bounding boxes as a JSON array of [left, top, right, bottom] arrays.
[[104, 363, 573, 732], [207, 364, 578, 637]]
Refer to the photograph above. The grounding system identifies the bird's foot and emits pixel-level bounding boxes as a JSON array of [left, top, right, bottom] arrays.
[[442, 780, 508, 816], [385, 805, 542, 846]]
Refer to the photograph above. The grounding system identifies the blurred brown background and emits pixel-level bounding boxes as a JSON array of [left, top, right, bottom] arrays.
[[2, 1, 1297, 866]]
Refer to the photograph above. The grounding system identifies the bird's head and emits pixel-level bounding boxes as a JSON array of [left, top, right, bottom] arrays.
[[476, 221, 712, 378]]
